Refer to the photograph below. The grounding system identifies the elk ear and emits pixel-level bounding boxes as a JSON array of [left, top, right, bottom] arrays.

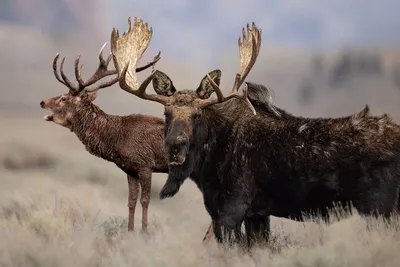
[[152, 70, 177, 96], [196, 69, 221, 99], [86, 91, 98, 102]]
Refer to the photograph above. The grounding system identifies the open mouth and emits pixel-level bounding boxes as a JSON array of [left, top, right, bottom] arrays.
[[44, 114, 54, 121]]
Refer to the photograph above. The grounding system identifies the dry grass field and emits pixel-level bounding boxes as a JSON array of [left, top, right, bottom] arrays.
[[1, 116, 400, 267]]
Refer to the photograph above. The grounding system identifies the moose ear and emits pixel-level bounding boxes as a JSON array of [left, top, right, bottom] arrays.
[[196, 69, 221, 99], [152, 70, 177, 96]]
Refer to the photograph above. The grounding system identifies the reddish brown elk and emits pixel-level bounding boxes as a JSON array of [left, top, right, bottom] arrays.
[[39, 37, 167, 233]]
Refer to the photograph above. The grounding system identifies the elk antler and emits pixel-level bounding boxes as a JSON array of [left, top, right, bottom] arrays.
[[199, 22, 262, 114], [53, 42, 161, 95], [111, 17, 169, 104]]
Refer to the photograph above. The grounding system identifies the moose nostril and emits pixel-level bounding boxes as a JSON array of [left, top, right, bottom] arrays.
[[40, 101, 44, 107]]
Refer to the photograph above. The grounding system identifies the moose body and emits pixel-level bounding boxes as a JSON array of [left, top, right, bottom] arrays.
[[162, 82, 400, 246], [109, 18, 400, 247]]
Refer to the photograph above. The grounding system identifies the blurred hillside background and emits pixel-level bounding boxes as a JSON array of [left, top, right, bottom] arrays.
[[1, 1, 400, 266]]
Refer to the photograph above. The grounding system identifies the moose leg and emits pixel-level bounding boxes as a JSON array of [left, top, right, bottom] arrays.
[[213, 220, 244, 247], [127, 174, 139, 232], [353, 181, 399, 230], [138, 169, 152, 233], [213, 203, 247, 247], [202, 222, 214, 244], [244, 215, 270, 249]]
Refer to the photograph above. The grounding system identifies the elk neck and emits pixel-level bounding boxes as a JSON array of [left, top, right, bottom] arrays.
[[70, 102, 121, 160]]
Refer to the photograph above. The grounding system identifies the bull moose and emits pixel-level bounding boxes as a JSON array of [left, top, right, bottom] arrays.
[[110, 17, 400, 248]]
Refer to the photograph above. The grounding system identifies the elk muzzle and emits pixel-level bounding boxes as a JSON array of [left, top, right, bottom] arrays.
[[39, 100, 54, 121]]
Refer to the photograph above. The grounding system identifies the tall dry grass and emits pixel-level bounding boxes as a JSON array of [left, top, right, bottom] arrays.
[[1, 117, 400, 267]]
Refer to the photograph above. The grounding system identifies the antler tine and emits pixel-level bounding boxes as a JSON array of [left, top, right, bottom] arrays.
[[200, 74, 256, 115], [59, 56, 81, 94], [52, 54, 67, 86], [85, 76, 120, 92], [136, 51, 161, 72], [52, 53, 79, 94], [111, 16, 168, 105], [98, 42, 108, 66], [74, 54, 85, 92], [73, 42, 118, 91], [117, 62, 168, 104], [242, 82, 256, 115], [206, 73, 224, 102]]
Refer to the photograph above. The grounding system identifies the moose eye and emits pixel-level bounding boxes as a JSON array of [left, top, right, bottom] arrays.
[[164, 111, 171, 119], [192, 113, 201, 121]]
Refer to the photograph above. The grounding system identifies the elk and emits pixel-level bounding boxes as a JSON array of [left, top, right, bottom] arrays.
[[39, 42, 165, 233], [111, 18, 400, 248]]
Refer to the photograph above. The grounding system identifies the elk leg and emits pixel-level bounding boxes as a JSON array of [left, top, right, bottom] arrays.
[[202, 222, 214, 244], [127, 174, 139, 232], [138, 169, 152, 233]]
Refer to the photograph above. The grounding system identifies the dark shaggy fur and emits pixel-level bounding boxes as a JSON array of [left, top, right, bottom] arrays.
[[159, 81, 400, 248]]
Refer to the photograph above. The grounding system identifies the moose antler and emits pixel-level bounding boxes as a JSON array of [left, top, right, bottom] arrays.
[[199, 22, 262, 114], [53, 42, 161, 95], [111, 17, 169, 104], [232, 22, 262, 93], [111, 18, 259, 114]]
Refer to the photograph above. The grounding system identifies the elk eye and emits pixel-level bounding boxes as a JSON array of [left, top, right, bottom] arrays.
[[60, 97, 66, 102]]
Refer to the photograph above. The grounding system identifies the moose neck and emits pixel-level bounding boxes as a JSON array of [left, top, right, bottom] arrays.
[[187, 98, 250, 177], [70, 102, 120, 160], [163, 94, 282, 193]]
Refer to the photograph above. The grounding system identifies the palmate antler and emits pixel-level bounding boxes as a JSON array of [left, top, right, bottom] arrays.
[[52, 41, 161, 95], [111, 17, 260, 114], [111, 17, 169, 104], [204, 22, 262, 114], [233, 22, 262, 94]]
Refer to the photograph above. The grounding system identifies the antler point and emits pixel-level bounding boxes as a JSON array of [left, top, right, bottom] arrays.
[[99, 42, 107, 60], [128, 17, 132, 31]]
